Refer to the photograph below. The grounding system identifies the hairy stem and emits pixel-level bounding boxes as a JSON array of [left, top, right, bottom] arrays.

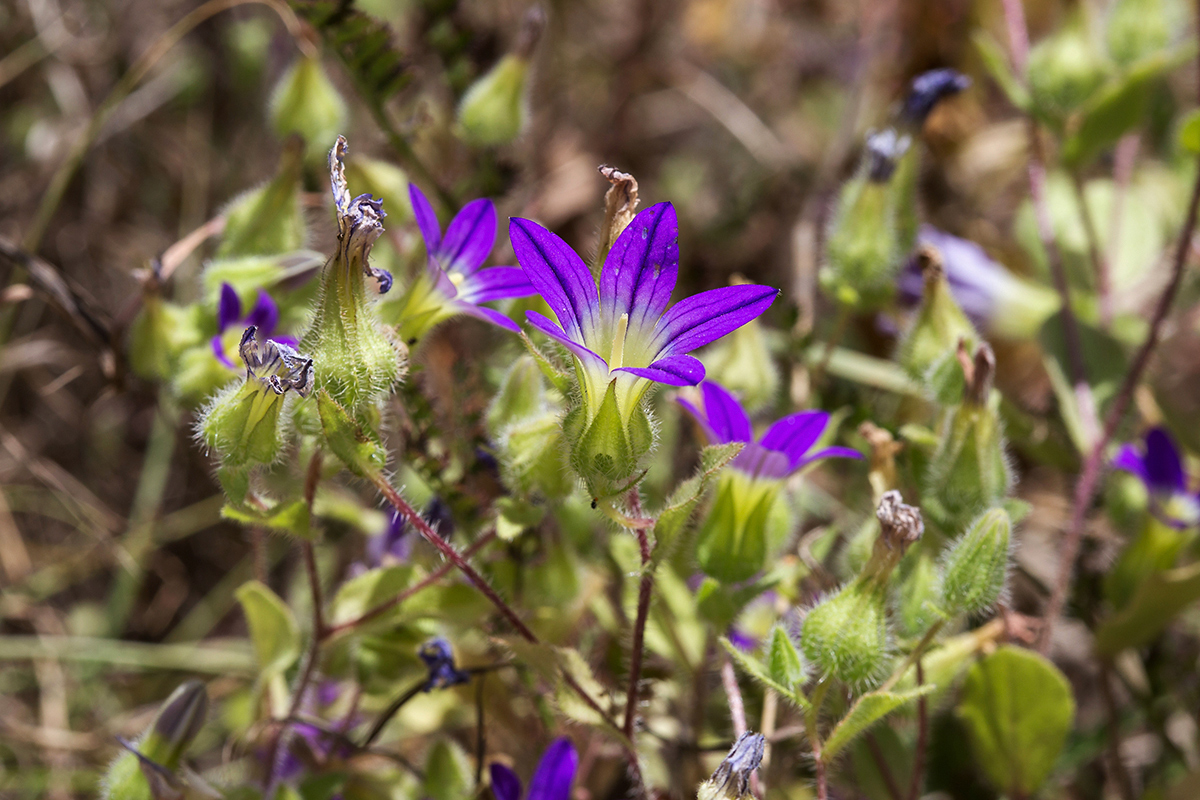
[[621, 489, 656, 797], [906, 659, 928, 800]]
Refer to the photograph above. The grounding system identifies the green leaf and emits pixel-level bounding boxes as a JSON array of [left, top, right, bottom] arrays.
[[653, 441, 742, 557], [317, 388, 386, 478], [765, 625, 806, 690], [222, 499, 312, 539], [1180, 108, 1200, 154], [720, 636, 810, 710], [519, 331, 572, 394], [329, 565, 413, 627], [1096, 560, 1200, 655], [235, 581, 301, 677], [973, 31, 1031, 112], [423, 739, 472, 800], [957, 645, 1074, 797], [822, 685, 935, 761]]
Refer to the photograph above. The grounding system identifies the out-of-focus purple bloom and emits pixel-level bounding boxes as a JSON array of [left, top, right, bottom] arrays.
[[679, 381, 861, 480], [511, 203, 778, 423], [418, 637, 471, 691], [726, 627, 758, 653], [366, 511, 411, 567], [900, 68, 971, 126], [212, 282, 295, 369], [1114, 428, 1200, 528], [898, 226, 1059, 338], [396, 185, 534, 340], [489, 738, 578, 800]]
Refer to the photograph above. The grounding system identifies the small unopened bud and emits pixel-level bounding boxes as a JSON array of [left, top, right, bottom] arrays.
[[864, 129, 912, 183], [596, 165, 640, 271], [128, 292, 200, 382], [458, 9, 543, 147], [141, 681, 208, 770], [698, 732, 766, 800], [487, 355, 546, 435], [269, 56, 347, 161], [800, 576, 890, 688], [897, 246, 979, 401], [1107, 0, 1174, 66], [217, 138, 306, 258], [863, 490, 925, 580], [939, 507, 1011, 617]]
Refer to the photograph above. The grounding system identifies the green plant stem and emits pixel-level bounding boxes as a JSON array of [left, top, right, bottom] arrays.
[[879, 620, 944, 694], [1071, 170, 1113, 328], [807, 679, 832, 800], [0, 635, 254, 673], [619, 489, 657, 798], [906, 659, 928, 800]]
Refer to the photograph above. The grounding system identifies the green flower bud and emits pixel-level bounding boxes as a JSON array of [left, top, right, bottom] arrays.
[[803, 492, 924, 686], [923, 343, 1013, 533], [821, 130, 917, 310], [696, 471, 784, 585], [101, 682, 207, 800], [896, 551, 942, 638], [269, 55, 347, 161], [499, 414, 573, 500], [701, 314, 779, 413], [301, 137, 406, 413], [1028, 13, 1109, 122], [128, 291, 202, 382], [939, 507, 1011, 617], [487, 355, 547, 434], [896, 247, 979, 403], [1107, 0, 1176, 67], [1105, 516, 1191, 609], [456, 7, 543, 146], [216, 138, 307, 258], [698, 732, 766, 800], [199, 327, 313, 468], [563, 379, 654, 500]]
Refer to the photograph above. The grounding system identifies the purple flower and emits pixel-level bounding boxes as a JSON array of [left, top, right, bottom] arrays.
[[212, 283, 295, 369], [395, 185, 534, 341], [679, 381, 862, 480], [490, 738, 578, 800], [366, 511, 411, 567], [418, 637, 471, 691], [510, 203, 778, 424], [900, 68, 971, 127], [1114, 428, 1200, 528]]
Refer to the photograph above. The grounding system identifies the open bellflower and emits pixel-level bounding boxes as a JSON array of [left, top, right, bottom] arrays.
[[510, 203, 778, 499], [391, 185, 534, 342], [679, 381, 861, 583], [489, 738, 578, 800]]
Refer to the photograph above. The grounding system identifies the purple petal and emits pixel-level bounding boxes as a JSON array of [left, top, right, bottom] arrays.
[[510, 218, 599, 343], [615, 354, 705, 386], [760, 410, 829, 470], [270, 335, 299, 350], [458, 303, 521, 332], [726, 626, 758, 652], [244, 291, 280, 335], [794, 445, 864, 469], [1144, 428, 1186, 494], [489, 763, 522, 800], [526, 738, 578, 800], [678, 396, 719, 444], [732, 441, 791, 479], [526, 310, 609, 374], [211, 335, 236, 369], [440, 198, 497, 277], [1112, 444, 1149, 483], [701, 382, 752, 444], [409, 184, 442, 253], [461, 266, 534, 303], [217, 283, 242, 333], [653, 285, 778, 357], [599, 203, 678, 335]]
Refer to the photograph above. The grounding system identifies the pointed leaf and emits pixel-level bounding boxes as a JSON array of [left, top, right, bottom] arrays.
[[720, 636, 810, 711], [235, 580, 301, 677], [1096, 560, 1200, 656], [329, 565, 414, 627], [765, 626, 806, 690], [317, 388, 387, 478], [822, 685, 936, 761], [653, 441, 742, 559], [222, 499, 312, 540]]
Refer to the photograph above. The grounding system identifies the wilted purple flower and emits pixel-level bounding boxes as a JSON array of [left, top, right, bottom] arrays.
[[490, 738, 578, 800], [418, 637, 471, 691], [679, 381, 861, 480], [394, 185, 534, 340], [511, 203, 778, 423], [897, 226, 1059, 338], [212, 283, 295, 369], [1114, 428, 1200, 528]]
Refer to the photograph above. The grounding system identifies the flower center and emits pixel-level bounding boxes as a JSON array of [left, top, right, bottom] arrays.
[[609, 313, 629, 369]]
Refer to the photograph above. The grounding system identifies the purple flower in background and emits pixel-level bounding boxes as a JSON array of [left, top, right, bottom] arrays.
[[418, 637, 471, 691], [1114, 428, 1200, 528], [900, 68, 971, 127], [212, 283, 295, 369], [510, 203, 778, 425], [679, 381, 861, 480], [897, 226, 1059, 339], [490, 738, 578, 800], [366, 511, 411, 566], [394, 185, 534, 341]]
